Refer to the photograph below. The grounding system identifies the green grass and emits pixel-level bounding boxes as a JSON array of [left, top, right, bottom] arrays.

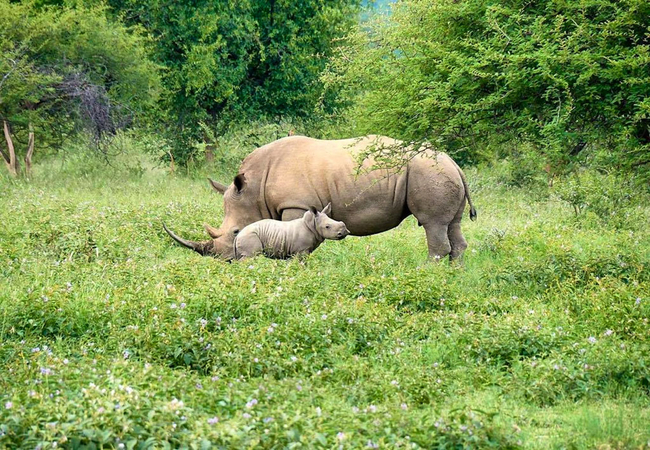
[[1, 154, 649, 449]]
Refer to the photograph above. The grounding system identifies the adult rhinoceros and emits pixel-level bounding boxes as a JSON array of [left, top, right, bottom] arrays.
[[164, 135, 476, 261]]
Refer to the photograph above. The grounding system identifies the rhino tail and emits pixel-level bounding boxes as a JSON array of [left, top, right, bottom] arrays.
[[454, 162, 477, 221]]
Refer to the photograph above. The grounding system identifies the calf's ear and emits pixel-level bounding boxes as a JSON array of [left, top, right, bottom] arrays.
[[321, 202, 332, 216], [309, 206, 318, 215]]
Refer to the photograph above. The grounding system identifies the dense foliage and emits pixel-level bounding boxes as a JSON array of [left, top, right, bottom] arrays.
[[107, 0, 361, 162], [325, 0, 650, 178], [0, 1, 159, 153], [1, 152, 649, 447]]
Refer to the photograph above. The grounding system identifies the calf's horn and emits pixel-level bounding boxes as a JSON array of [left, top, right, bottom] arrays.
[[163, 223, 214, 256]]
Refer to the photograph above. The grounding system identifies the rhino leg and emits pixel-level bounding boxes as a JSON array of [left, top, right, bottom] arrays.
[[281, 208, 306, 221], [448, 198, 468, 263], [234, 234, 264, 260], [406, 154, 465, 262], [423, 222, 452, 261]]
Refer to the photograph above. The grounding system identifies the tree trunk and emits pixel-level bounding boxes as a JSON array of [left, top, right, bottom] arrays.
[[3, 120, 19, 176], [168, 150, 175, 174], [24, 124, 34, 176], [205, 143, 215, 163]]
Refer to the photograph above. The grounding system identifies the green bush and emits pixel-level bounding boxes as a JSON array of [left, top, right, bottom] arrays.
[[553, 171, 646, 228], [324, 0, 650, 177], [0, 1, 160, 153], [107, 0, 362, 163]]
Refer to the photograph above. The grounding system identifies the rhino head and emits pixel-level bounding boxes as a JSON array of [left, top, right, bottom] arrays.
[[163, 173, 263, 259]]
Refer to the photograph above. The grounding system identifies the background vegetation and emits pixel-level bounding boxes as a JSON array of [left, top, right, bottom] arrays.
[[0, 1, 159, 158], [1, 0, 649, 447], [325, 0, 650, 180]]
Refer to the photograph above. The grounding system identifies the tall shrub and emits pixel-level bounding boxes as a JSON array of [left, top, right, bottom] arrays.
[[324, 0, 650, 178]]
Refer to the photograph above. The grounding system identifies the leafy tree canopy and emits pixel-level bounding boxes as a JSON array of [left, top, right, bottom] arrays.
[[0, 0, 160, 152], [107, 0, 361, 162], [325, 0, 650, 178]]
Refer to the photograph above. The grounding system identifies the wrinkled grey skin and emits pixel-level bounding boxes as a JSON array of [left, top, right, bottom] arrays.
[[164, 135, 476, 261], [233, 203, 349, 260]]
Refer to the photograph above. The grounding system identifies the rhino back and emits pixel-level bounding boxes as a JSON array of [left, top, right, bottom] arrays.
[[241, 136, 409, 236], [240, 218, 319, 258]]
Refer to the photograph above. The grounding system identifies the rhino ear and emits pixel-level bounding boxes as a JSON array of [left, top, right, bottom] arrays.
[[303, 208, 317, 227], [321, 202, 332, 216], [233, 173, 246, 193], [208, 178, 227, 195]]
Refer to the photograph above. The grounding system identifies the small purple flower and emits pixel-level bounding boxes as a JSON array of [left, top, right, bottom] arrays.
[[246, 399, 258, 409], [180, 302, 187, 309], [337, 432, 345, 440], [604, 329, 613, 336], [588, 336, 597, 344], [195, 383, 203, 390], [401, 403, 408, 410], [263, 417, 274, 423], [5, 401, 13, 409], [243, 412, 252, 419], [207, 417, 219, 425]]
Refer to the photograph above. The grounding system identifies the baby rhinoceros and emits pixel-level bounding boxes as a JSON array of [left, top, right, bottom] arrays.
[[233, 203, 349, 260]]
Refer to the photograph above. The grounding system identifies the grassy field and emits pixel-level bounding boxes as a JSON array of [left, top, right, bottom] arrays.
[[1, 152, 649, 449]]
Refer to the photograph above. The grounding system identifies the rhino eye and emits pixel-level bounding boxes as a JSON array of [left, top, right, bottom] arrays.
[[233, 229, 240, 235], [325, 225, 331, 229]]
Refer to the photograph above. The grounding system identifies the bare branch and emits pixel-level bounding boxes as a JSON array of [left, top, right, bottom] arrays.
[[24, 124, 34, 176], [3, 120, 19, 176]]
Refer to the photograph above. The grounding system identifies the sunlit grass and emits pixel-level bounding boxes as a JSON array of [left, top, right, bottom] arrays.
[[1, 156, 648, 448]]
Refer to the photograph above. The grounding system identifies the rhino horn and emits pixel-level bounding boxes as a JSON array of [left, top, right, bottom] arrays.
[[208, 178, 227, 194], [163, 223, 215, 256], [203, 222, 222, 238]]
